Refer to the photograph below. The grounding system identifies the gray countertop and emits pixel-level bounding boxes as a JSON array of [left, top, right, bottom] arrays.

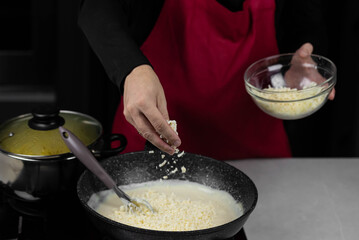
[[227, 158, 359, 240]]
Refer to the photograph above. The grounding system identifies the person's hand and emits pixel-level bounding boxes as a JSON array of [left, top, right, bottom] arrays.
[[285, 43, 335, 100], [123, 64, 181, 154]]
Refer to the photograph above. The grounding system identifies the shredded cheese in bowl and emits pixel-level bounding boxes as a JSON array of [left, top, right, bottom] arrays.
[[244, 53, 336, 120], [249, 83, 328, 119], [88, 180, 244, 231]]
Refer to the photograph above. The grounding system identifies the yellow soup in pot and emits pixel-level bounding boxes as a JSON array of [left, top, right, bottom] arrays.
[[0, 113, 100, 156]]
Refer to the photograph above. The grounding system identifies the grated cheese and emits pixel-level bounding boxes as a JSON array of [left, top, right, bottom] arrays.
[[252, 83, 327, 119], [158, 160, 167, 168], [160, 120, 178, 142], [177, 151, 185, 157], [112, 191, 216, 231], [169, 167, 178, 175], [91, 180, 243, 231], [167, 120, 178, 134]]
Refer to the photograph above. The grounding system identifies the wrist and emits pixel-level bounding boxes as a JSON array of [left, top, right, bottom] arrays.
[[127, 64, 153, 78]]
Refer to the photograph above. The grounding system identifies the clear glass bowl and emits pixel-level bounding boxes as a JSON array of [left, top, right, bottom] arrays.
[[244, 53, 336, 120]]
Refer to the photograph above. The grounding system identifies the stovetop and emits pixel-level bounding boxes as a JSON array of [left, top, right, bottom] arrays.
[[0, 188, 96, 240], [0, 188, 248, 240]]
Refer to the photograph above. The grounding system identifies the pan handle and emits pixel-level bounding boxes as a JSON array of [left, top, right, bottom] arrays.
[[59, 127, 116, 189], [93, 134, 127, 158], [144, 140, 160, 152], [59, 127, 132, 202]]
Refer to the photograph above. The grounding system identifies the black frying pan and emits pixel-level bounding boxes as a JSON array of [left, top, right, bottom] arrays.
[[77, 148, 258, 240]]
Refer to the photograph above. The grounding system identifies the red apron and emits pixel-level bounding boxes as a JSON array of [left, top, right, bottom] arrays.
[[113, 0, 291, 160]]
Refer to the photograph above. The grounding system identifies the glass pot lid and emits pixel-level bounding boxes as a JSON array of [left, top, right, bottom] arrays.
[[0, 109, 102, 157]]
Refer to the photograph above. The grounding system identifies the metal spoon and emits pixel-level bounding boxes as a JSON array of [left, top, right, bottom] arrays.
[[59, 126, 154, 213]]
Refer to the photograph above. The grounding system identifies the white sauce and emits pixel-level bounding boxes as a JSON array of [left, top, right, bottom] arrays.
[[88, 180, 244, 231]]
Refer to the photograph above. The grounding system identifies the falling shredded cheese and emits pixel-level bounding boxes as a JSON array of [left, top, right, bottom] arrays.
[[169, 167, 178, 175], [159, 160, 167, 168], [177, 151, 185, 157]]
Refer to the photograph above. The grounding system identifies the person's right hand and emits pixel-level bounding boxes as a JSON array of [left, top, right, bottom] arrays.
[[285, 43, 335, 100], [123, 64, 181, 155]]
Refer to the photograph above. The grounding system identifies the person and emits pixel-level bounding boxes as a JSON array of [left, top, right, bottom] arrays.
[[78, 0, 334, 160]]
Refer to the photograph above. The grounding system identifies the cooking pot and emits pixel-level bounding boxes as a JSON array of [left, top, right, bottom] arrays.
[[77, 145, 258, 240], [0, 108, 127, 200]]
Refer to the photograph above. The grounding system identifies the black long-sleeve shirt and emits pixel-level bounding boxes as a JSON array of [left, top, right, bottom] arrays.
[[78, 0, 328, 92]]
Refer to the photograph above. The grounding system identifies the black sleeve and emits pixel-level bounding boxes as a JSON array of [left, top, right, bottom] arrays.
[[275, 0, 329, 56], [78, 0, 164, 93]]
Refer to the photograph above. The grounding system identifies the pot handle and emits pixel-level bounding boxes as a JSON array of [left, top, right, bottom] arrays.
[[93, 134, 127, 158]]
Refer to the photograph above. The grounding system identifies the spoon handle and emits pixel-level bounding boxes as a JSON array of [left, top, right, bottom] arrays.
[[59, 126, 130, 201]]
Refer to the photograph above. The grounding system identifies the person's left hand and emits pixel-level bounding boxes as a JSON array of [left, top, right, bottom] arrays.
[[285, 43, 335, 100]]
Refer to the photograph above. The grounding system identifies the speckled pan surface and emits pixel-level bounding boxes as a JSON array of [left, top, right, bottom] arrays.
[[77, 149, 257, 240]]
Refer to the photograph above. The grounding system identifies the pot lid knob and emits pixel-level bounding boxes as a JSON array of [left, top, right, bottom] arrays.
[[28, 107, 65, 130]]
